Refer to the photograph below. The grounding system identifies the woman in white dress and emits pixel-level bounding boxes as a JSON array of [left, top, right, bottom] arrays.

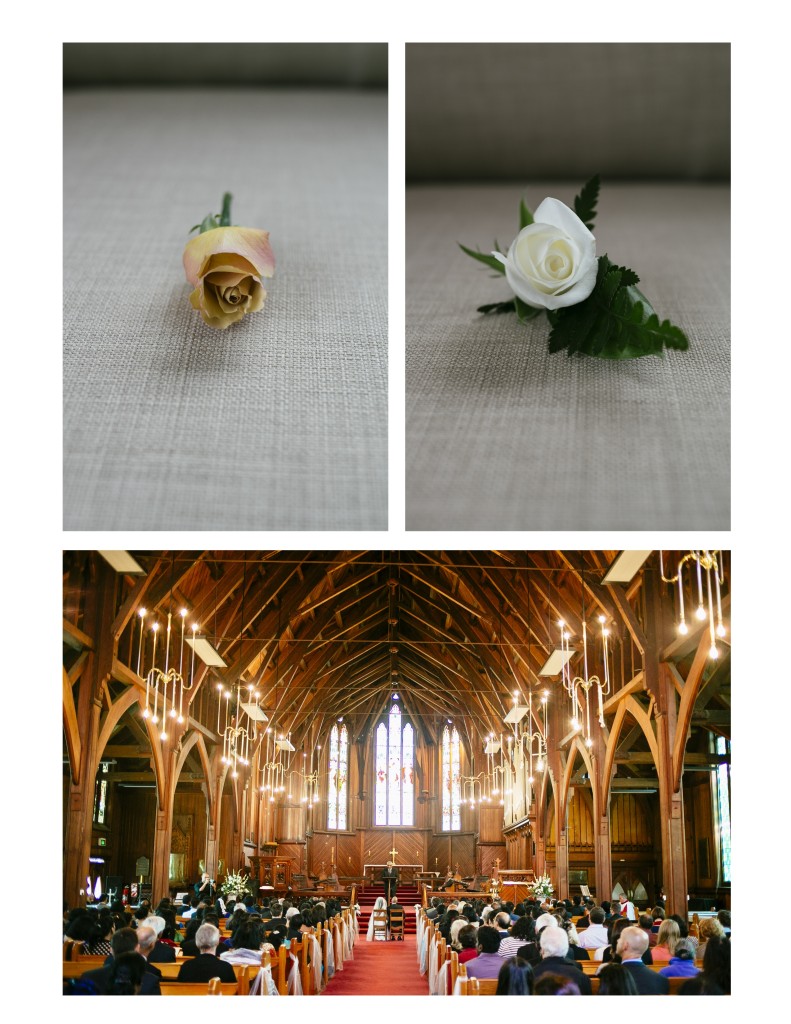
[[366, 896, 388, 941]]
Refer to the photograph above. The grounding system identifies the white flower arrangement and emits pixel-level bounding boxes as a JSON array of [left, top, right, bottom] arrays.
[[219, 869, 255, 899], [530, 874, 554, 901]]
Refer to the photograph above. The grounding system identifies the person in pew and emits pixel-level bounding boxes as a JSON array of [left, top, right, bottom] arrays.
[[388, 895, 405, 939], [495, 956, 534, 995], [81, 927, 162, 995], [497, 915, 535, 958], [595, 962, 638, 995], [176, 923, 237, 983], [696, 916, 726, 960], [219, 918, 278, 995], [615, 927, 669, 994], [717, 909, 731, 936], [106, 952, 151, 996], [562, 920, 589, 961], [141, 915, 176, 962], [530, 925, 592, 994], [577, 907, 609, 951], [651, 918, 680, 962], [532, 974, 581, 995], [598, 916, 653, 965], [465, 925, 506, 979], [515, 912, 557, 966], [678, 934, 730, 995], [457, 924, 480, 965], [658, 937, 700, 979], [668, 913, 698, 954]]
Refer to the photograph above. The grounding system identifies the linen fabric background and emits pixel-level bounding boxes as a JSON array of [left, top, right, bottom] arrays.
[[405, 43, 730, 530], [64, 45, 387, 530]]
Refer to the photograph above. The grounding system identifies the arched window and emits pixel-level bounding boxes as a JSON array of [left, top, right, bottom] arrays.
[[441, 725, 461, 831], [327, 724, 349, 830], [375, 703, 414, 825]]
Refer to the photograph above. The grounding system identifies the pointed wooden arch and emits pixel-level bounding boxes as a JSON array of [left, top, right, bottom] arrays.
[[671, 629, 717, 794], [601, 695, 659, 808]]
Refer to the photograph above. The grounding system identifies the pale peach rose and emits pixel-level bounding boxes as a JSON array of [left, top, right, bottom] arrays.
[[183, 226, 275, 329]]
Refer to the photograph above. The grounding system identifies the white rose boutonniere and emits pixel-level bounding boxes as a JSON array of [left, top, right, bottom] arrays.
[[493, 197, 597, 310], [461, 176, 689, 359]]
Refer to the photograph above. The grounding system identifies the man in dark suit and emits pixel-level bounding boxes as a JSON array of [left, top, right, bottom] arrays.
[[81, 926, 162, 994], [382, 861, 399, 902], [388, 896, 405, 939], [176, 923, 236, 983], [530, 925, 592, 995], [617, 926, 670, 994]]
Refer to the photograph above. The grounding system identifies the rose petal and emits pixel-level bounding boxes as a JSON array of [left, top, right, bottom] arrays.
[[183, 226, 275, 286]]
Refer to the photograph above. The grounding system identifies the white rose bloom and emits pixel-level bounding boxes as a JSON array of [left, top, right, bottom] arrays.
[[493, 197, 597, 310]]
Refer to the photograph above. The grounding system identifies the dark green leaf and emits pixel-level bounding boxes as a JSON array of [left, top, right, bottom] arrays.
[[519, 199, 534, 230], [188, 223, 202, 234], [459, 243, 506, 275], [514, 296, 543, 323], [477, 300, 517, 315], [573, 174, 601, 231], [547, 254, 689, 359]]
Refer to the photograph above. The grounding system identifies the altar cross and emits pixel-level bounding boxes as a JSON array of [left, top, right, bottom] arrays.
[[389, 847, 398, 863]]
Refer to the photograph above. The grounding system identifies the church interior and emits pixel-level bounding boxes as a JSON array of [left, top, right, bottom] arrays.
[[62, 549, 731, 995]]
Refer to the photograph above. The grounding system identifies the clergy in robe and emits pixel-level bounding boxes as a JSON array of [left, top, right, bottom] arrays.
[[381, 861, 399, 901]]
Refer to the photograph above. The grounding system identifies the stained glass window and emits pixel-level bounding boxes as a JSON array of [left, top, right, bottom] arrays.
[[327, 724, 349, 830], [441, 726, 461, 831], [374, 704, 414, 825], [716, 736, 731, 883]]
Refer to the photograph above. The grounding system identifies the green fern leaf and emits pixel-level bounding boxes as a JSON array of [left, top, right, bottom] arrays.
[[573, 174, 601, 231]]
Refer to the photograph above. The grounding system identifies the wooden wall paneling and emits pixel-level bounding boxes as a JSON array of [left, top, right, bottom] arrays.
[[115, 788, 156, 884]]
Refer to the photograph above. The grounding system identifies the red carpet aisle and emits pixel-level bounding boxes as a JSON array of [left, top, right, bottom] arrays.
[[355, 883, 420, 936], [322, 931, 427, 995]]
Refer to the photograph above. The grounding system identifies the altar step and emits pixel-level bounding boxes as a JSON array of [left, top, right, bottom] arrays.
[[355, 884, 420, 934]]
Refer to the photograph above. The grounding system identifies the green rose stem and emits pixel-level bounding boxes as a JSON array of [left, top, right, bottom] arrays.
[[218, 192, 233, 227], [190, 192, 234, 235]]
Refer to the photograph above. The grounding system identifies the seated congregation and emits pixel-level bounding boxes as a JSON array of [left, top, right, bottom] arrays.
[[63, 891, 357, 995], [419, 893, 731, 996]]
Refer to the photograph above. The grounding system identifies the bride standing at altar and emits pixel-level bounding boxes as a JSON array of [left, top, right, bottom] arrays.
[[366, 897, 387, 941]]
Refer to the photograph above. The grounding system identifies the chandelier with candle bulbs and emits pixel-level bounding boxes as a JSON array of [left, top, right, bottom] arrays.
[[659, 550, 727, 659], [137, 607, 198, 742], [558, 613, 611, 747]]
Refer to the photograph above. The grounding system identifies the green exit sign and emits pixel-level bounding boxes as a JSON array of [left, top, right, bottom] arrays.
[[98, 838, 107, 847]]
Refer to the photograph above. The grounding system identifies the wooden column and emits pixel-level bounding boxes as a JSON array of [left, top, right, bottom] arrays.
[[546, 695, 568, 896], [590, 728, 612, 901], [63, 557, 116, 908], [644, 572, 688, 917]]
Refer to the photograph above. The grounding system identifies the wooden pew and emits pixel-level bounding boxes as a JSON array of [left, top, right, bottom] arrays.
[[160, 978, 237, 995]]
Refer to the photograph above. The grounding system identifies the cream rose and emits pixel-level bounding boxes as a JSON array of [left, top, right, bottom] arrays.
[[183, 226, 275, 329], [493, 198, 597, 310]]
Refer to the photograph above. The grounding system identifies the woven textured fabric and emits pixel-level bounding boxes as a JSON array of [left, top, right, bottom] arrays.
[[406, 43, 730, 182], [406, 184, 730, 530], [64, 89, 387, 530]]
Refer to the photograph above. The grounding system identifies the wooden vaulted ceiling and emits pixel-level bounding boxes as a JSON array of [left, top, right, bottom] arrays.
[[63, 551, 731, 783]]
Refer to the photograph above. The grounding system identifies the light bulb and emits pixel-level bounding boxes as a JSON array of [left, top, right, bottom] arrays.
[[180, 608, 187, 618], [151, 714, 158, 724], [142, 708, 149, 718], [571, 718, 579, 730], [678, 621, 688, 635], [537, 760, 544, 772], [709, 645, 719, 659], [139, 608, 146, 618], [177, 715, 184, 724], [528, 776, 535, 784], [585, 737, 593, 748], [233, 771, 238, 779], [716, 624, 726, 637], [169, 708, 176, 718], [695, 605, 707, 621], [160, 731, 167, 741]]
